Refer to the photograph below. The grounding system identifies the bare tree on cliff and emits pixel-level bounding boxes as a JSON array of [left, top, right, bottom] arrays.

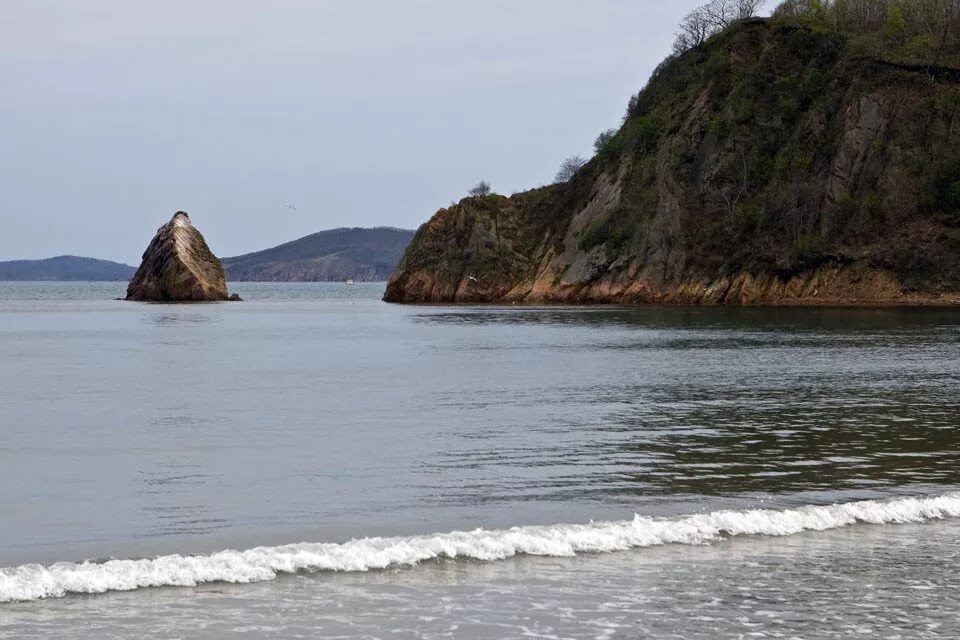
[[469, 181, 492, 198], [703, 0, 736, 29], [716, 146, 751, 219], [674, 7, 712, 54], [735, 0, 767, 19], [555, 156, 587, 183], [674, 0, 766, 54]]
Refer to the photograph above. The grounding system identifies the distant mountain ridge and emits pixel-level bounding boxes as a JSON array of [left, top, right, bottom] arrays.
[[222, 227, 415, 282], [0, 256, 136, 281], [0, 227, 415, 283]]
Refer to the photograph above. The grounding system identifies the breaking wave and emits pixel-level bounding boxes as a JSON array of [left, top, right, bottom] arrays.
[[3, 492, 959, 603]]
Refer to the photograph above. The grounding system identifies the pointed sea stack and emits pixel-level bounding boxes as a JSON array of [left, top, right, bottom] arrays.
[[126, 211, 231, 302]]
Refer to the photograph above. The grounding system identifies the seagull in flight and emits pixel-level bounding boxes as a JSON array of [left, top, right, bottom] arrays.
[[467, 275, 478, 283], [284, 204, 297, 213]]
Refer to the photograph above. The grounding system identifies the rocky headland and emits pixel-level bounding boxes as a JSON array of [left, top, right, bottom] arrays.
[[386, 12, 960, 306], [126, 211, 233, 302]]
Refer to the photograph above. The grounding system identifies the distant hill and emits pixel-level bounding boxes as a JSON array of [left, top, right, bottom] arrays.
[[0, 256, 136, 281], [222, 227, 415, 282]]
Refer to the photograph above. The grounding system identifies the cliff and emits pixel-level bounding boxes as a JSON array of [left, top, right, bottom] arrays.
[[385, 18, 960, 305], [0, 256, 135, 281], [222, 227, 414, 282], [126, 212, 231, 302]]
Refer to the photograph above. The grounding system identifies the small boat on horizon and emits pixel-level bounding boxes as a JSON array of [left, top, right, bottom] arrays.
[[345, 279, 355, 285]]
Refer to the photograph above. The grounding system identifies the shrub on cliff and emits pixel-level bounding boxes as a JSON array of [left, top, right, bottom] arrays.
[[469, 181, 492, 198], [593, 129, 622, 161]]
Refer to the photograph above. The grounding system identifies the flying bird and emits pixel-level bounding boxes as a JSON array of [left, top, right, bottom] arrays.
[[284, 204, 297, 212], [467, 276, 479, 283]]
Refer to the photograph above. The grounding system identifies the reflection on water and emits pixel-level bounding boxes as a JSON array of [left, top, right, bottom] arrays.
[[413, 307, 960, 509], [146, 312, 220, 326], [412, 305, 960, 331]]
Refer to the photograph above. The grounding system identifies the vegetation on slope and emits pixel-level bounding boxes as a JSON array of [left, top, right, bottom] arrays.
[[614, 0, 960, 289]]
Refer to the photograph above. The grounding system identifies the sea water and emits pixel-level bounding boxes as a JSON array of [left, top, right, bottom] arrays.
[[1, 282, 959, 638]]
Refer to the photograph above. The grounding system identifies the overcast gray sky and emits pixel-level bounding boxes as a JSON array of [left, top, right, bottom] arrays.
[[1, 0, 713, 264]]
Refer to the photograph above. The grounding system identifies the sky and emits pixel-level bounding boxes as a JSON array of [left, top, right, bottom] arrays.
[[0, 0, 715, 265]]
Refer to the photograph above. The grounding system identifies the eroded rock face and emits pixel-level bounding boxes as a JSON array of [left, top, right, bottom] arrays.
[[126, 212, 230, 302]]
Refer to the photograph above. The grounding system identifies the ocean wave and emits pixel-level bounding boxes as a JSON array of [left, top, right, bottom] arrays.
[[3, 493, 959, 604]]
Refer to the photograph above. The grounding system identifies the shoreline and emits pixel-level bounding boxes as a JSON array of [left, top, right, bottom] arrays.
[[383, 295, 960, 309]]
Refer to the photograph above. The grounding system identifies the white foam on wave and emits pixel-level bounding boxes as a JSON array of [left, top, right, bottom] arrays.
[[3, 492, 959, 604]]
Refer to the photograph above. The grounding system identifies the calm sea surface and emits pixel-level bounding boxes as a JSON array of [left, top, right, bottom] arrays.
[[1, 282, 960, 638]]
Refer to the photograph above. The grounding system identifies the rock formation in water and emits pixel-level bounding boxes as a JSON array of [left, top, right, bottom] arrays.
[[385, 16, 960, 306], [126, 211, 231, 302]]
